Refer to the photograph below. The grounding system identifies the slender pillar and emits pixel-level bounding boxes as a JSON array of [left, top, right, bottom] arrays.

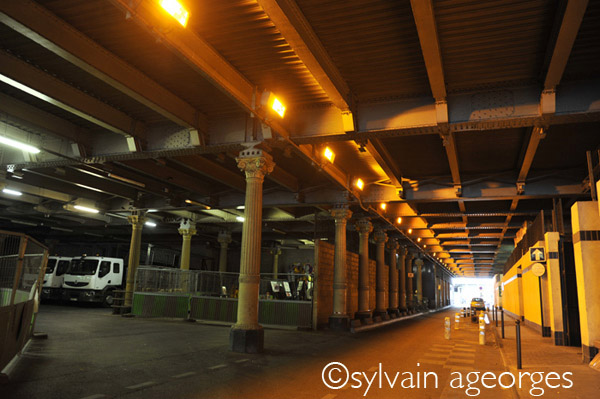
[[178, 219, 197, 271], [329, 206, 352, 330], [230, 149, 274, 353], [124, 212, 146, 309], [398, 246, 408, 313], [270, 247, 282, 278], [406, 252, 415, 310], [415, 258, 424, 305], [387, 239, 399, 316], [373, 229, 388, 319], [355, 218, 373, 322], [218, 230, 232, 273]]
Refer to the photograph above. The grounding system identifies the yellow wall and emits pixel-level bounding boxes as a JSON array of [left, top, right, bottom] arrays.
[[502, 240, 549, 329]]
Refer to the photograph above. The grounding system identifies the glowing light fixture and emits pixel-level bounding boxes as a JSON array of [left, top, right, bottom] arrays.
[[0, 136, 40, 154], [355, 178, 364, 190], [323, 146, 335, 163], [185, 199, 211, 209], [408, 228, 412, 234], [423, 244, 427, 248], [417, 237, 422, 242], [147, 209, 158, 213], [380, 203, 386, 211], [159, 0, 189, 27], [236, 216, 245, 222], [2, 188, 22, 196], [73, 205, 99, 214], [145, 221, 157, 227], [261, 91, 286, 118], [396, 217, 402, 224]]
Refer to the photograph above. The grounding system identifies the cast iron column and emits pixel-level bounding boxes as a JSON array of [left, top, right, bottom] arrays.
[[217, 230, 232, 273], [230, 149, 274, 353], [398, 246, 408, 313], [124, 212, 146, 308], [329, 206, 352, 330], [355, 218, 373, 322], [374, 229, 388, 319], [178, 219, 196, 271], [387, 238, 399, 316]]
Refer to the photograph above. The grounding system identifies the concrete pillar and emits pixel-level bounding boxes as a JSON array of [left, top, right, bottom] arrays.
[[406, 253, 415, 310], [270, 247, 282, 278], [124, 212, 146, 308], [398, 246, 408, 313], [178, 220, 196, 271], [230, 149, 274, 353], [415, 258, 424, 304], [387, 239, 399, 316], [218, 231, 232, 273], [374, 229, 388, 319], [544, 231, 565, 345], [329, 206, 352, 330], [571, 201, 600, 361], [355, 218, 373, 322]]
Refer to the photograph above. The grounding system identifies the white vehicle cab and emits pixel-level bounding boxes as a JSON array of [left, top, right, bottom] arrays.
[[62, 256, 125, 306], [41, 256, 71, 300]]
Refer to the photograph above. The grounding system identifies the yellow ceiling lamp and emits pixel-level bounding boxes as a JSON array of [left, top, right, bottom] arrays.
[[159, 0, 189, 27]]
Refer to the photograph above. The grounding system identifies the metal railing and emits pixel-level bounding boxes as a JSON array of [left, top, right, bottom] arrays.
[[0, 230, 49, 372], [135, 267, 313, 300]]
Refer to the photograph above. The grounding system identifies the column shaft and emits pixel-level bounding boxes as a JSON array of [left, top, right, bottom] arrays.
[[356, 218, 373, 321], [374, 229, 388, 317], [398, 247, 407, 312], [124, 213, 145, 308], [218, 231, 232, 273], [406, 254, 414, 309], [329, 207, 352, 329], [416, 259, 423, 303], [388, 239, 399, 315], [230, 150, 274, 354]]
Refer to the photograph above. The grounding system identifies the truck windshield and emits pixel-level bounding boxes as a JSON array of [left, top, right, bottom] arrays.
[[45, 259, 57, 274], [69, 259, 99, 275]]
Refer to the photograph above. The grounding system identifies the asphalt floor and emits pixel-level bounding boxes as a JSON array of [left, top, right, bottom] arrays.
[[1, 304, 595, 398]]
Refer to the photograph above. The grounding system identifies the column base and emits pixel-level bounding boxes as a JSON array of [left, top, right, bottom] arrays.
[[229, 326, 264, 353], [355, 311, 373, 325], [329, 315, 350, 331], [387, 308, 400, 318], [373, 309, 390, 321]]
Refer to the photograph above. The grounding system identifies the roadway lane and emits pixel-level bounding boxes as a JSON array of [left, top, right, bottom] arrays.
[[3, 305, 511, 399]]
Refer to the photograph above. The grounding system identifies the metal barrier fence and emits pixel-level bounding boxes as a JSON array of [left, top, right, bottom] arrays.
[[135, 267, 313, 300], [0, 230, 48, 373]]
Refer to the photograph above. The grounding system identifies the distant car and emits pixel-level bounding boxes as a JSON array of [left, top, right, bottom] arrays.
[[470, 297, 486, 312]]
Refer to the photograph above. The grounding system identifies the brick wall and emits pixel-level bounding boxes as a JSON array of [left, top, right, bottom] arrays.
[[316, 240, 392, 327]]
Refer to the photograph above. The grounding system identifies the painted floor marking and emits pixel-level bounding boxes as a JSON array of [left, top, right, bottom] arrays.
[[431, 348, 452, 353], [321, 394, 337, 399], [453, 348, 476, 353], [446, 358, 475, 365], [423, 352, 448, 359], [443, 365, 472, 371], [208, 364, 227, 370], [126, 381, 157, 390], [368, 366, 378, 372], [235, 359, 250, 363], [80, 395, 106, 399], [172, 371, 196, 379], [418, 359, 446, 365]]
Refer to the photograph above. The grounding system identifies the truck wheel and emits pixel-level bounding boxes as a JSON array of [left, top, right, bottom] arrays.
[[103, 289, 115, 307]]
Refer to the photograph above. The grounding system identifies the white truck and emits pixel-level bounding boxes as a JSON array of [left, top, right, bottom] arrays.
[[62, 256, 125, 306], [41, 256, 72, 301]]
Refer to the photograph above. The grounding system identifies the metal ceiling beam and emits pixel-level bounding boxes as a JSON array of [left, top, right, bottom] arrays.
[[171, 156, 246, 192], [0, 0, 206, 132], [366, 178, 583, 202], [0, 92, 92, 149], [517, 127, 547, 189], [269, 166, 301, 193], [256, 0, 352, 110], [365, 140, 402, 187], [544, 0, 589, 90], [0, 50, 145, 140], [108, 0, 254, 114], [410, 0, 446, 101]]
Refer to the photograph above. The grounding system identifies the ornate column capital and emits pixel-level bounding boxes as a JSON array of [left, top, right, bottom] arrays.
[[414, 258, 424, 267], [218, 230, 232, 245], [398, 245, 408, 256], [178, 219, 197, 238], [270, 246, 282, 256], [355, 218, 373, 235], [236, 148, 275, 180], [373, 229, 388, 245], [330, 205, 352, 222], [128, 213, 146, 229], [387, 238, 399, 251]]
